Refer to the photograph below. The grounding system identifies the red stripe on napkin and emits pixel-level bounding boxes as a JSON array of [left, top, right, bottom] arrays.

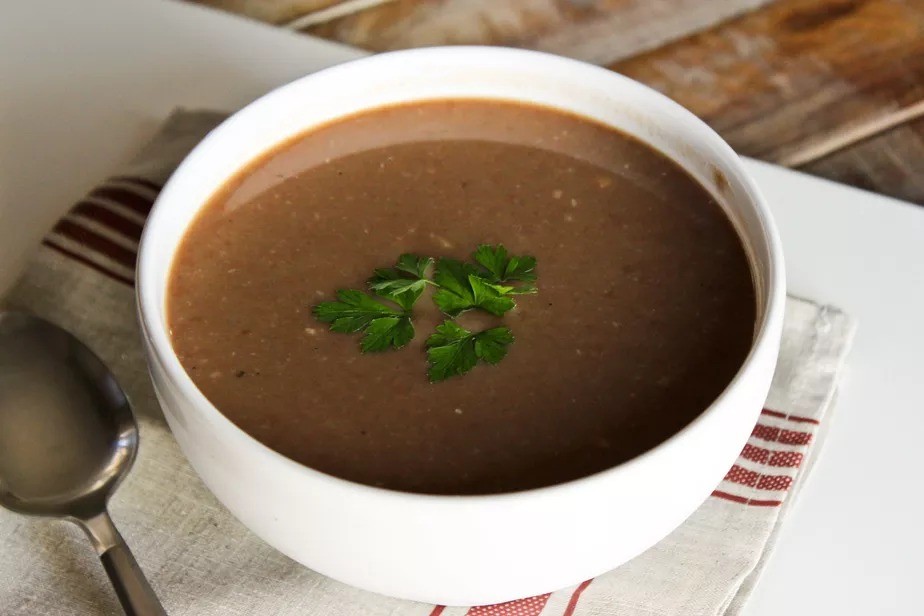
[[428, 607, 445, 616], [778, 429, 812, 445], [562, 580, 593, 616], [750, 424, 813, 446], [724, 465, 760, 487], [711, 490, 782, 507], [72, 201, 145, 240], [740, 444, 803, 468], [761, 408, 820, 425], [52, 220, 136, 268], [107, 175, 164, 193], [740, 444, 770, 464], [88, 185, 156, 216], [756, 474, 793, 491], [466, 593, 550, 615], [751, 424, 780, 442], [768, 450, 803, 467], [42, 177, 158, 285], [724, 465, 794, 491], [42, 239, 134, 286]]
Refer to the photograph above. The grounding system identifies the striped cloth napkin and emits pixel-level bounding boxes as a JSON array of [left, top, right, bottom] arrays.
[[0, 110, 856, 616]]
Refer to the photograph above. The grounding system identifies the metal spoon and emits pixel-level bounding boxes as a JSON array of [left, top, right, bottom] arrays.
[[0, 311, 167, 616]]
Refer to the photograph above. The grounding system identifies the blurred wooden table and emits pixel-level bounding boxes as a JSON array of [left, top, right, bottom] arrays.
[[198, 0, 924, 205]]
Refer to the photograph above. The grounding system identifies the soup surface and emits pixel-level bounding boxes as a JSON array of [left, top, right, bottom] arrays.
[[168, 100, 756, 494]]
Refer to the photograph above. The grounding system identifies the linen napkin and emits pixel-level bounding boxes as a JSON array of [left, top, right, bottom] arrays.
[[0, 110, 856, 616]]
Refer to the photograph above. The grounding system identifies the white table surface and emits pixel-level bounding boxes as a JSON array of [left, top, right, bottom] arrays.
[[2, 1, 922, 614]]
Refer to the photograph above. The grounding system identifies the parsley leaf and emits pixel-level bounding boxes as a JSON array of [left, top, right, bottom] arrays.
[[432, 258, 516, 316], [468, 276, 516, 315], [368, 254, 434, 310], [313, 289, 414, 352], [425, 320, 514, 382], [359, 315, 415, 352], [314, 246, 536, 378], [473, 244, 537, 294]]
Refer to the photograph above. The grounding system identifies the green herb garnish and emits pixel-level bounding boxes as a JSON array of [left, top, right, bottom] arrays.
[[425, 321, 514, 383], [313, 244, 536, 381], [368, 254, 434, 310], [473, 244, 537, 293], [313, 289, 414, 352], [431, 258, 517, 317]]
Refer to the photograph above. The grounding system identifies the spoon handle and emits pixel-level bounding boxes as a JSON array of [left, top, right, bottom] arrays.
[[82, 511, 168, 616]]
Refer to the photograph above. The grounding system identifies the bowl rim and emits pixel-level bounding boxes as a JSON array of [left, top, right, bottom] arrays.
[[136, 45, 786, 505]]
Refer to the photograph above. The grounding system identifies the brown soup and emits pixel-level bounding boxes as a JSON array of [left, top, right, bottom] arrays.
[[167, 100, 755, 494]]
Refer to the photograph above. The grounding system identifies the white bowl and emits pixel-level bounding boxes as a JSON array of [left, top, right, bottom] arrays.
[[137, 47, 785, 606]]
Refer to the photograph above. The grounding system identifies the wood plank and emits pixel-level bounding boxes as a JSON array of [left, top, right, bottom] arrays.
[[194, 0, 349, 24], [199, 0, 924, 204], [610, 0, 924, 166], [799, 116, 924, 204], [306, 0, 777, 65]]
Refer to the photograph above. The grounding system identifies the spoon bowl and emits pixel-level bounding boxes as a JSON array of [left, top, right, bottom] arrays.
[[0, 311, 166, 615]]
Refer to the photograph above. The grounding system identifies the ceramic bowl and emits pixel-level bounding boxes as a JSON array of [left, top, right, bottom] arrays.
[[137, 47, 785, 606]]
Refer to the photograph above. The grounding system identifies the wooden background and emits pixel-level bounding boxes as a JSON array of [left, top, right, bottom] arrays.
[[196, 0, 924, 205]]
